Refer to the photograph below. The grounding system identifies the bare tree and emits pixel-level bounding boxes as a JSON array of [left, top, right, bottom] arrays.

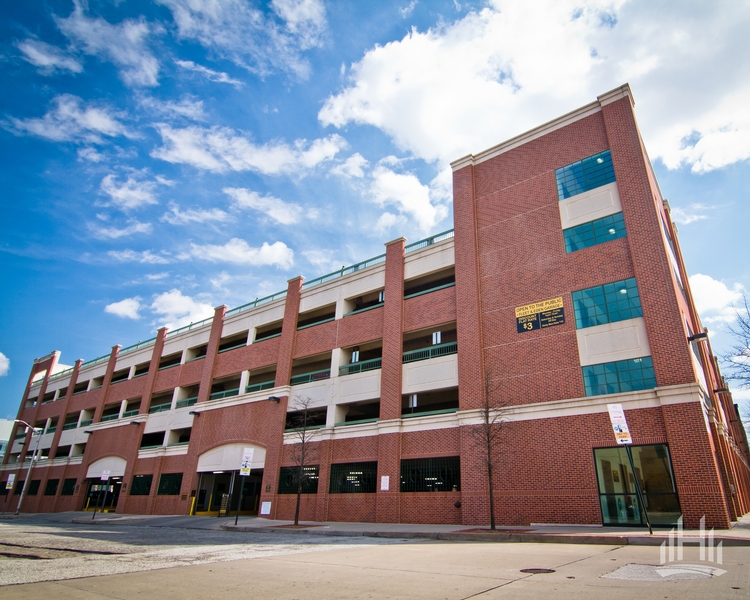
[[468, 372, 509, 531], [721, 292, 750, 436], [285, 395, 321, 526], [723, 292, 750, 390]]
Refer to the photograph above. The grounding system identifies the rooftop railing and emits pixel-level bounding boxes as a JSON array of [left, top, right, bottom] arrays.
[[404, 229, 454, 253], [118, 337, 157, 356], [46, 367, 75, 384], [303, 254, 386, 289], [225, 290, 288, 317], [165, 316, 214, 338]]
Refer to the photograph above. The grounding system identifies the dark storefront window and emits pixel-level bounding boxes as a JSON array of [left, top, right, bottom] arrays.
[[278, 466, 319, 494], [131, 475, 153, 496], [594, 444, 681, 526], [157, 473, 183, 495], [61, 478, 77, 495], [400, 457, 460, 492], [329, 462, 377, 493]]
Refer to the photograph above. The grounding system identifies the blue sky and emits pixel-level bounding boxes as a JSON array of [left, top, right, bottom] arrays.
[[1, 0, 750, 420]]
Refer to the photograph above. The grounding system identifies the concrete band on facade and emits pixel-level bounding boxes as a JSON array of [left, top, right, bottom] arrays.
[[3, 84, 749, 529]]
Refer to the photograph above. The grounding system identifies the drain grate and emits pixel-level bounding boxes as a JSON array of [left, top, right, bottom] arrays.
[[520, 568, 556, 574]]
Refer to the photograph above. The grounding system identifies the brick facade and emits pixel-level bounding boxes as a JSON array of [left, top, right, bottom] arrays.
[[3, 85, 748, 529]]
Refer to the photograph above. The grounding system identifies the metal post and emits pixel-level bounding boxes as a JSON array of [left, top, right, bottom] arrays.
[[93, 476, 110, 520], [625, 445, 653, 535], [235, 476, 245, 526], [227, 471, 236, 519], [14, 421, 41, 516]]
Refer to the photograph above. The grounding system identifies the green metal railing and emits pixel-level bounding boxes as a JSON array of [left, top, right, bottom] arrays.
[[166, 316, 214, 338], [47, 367, 75, 384], [148, 403, 172, 414], [100, 414, 119, 422], [334, 417, 379, 427], [209, 388, 240, 400], [80, 353, 110, 369], [402, 407, 458, 419], [404, 229, 454, 253], [343, 302, 384, 317], [404, 281, 455, 300], [119, 337, 157, 356], [46, 426, 57, 434], [339, 358, 382, 376], [297, 316, 335, 330], [218, 342, 247, 353], [402, 341, 457, 363], [290, 369, 331, 386], [62, 422, 78, 431], [122, 409, 140, 418], [80, 419, 93, 427], [175, 397, 197, 409], [225, 290, 288, 317], [303, 254, 386, 289], [245, 381, 275, 393]]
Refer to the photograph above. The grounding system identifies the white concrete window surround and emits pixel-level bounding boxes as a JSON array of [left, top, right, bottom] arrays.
[[576, 317, 651, 367], [558, 182, 621, 230]]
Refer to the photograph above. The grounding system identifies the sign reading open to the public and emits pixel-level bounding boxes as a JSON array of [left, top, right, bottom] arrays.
[[515, 297, 565, 333]]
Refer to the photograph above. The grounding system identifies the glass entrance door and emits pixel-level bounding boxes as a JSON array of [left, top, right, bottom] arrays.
[[594, 444, 681, 526]]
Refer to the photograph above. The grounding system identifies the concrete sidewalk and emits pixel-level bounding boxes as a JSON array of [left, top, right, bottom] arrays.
[[47, 510, 750, 547]]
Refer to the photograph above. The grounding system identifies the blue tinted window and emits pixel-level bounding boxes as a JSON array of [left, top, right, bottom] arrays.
[[556, 150, 616, 199], [563, 212, 627, 252], [582, 357, 656, 396], [572, 278, 642, 329]]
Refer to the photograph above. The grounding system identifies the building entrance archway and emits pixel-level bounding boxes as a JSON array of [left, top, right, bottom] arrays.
[[195, 444, 265, 516]]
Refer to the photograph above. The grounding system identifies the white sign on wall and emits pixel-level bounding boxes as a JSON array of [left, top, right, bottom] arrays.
[[607, 403, 633, 445], [240, 448, 254, 476], [380, 476, 390, 491], [260, 501, 271, 515]]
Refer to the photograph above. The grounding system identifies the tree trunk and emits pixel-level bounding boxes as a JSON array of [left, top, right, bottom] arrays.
[[487, 439, 496, 530]]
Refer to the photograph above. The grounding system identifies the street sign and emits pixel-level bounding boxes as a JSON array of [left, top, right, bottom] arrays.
[[240, 448, 254, 476], [607, 403, 633, 445], [101, 470, 110, 481], [6, 474, 15, 490]]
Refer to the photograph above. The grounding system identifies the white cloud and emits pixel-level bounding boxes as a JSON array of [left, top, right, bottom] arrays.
[[302, 249, 338, 271], [0, 352, 9, 377], [399, 1, 418, 18], [689, 273, 744, 324], [175, 60, 243, 87], [17, 39, 82, 73], [223, 188, 301, 225], [375, 212, 406, 234], [319, 0, 750, 174], [185, 238, 294, 269], [140, 96, 206, 121], [100, 174, 160, 210], [105, 297, 142, 319], [150, 289, 214, 330], [158, 0, 326, 79], [161, 202, 228, 225], [331, 153, 369, 178], [56, 2, 160, 87], [145, 272, 170, 280], [151, 124, 346, 174], [370, 165, 448, 232], [210, 271, 232, 294], [108, 249, 170, 264], [90, 220, 153, 239], [7, 94, 131, 144], [78, 147, 105, 162], [670, 204, 713, 225]]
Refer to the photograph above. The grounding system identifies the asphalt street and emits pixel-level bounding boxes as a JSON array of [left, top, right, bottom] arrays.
[[1, 516, 748, 599]]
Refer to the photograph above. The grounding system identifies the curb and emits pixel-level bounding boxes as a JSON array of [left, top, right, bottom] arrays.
[[219, 524, 750, 547]]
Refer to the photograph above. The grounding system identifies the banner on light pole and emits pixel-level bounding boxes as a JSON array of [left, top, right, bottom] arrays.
[[607, 403, 633, 445], [240, 448, 254, 476]]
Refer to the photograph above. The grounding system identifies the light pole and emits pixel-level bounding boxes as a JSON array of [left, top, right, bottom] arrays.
[[13, 419, 42, 516]]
